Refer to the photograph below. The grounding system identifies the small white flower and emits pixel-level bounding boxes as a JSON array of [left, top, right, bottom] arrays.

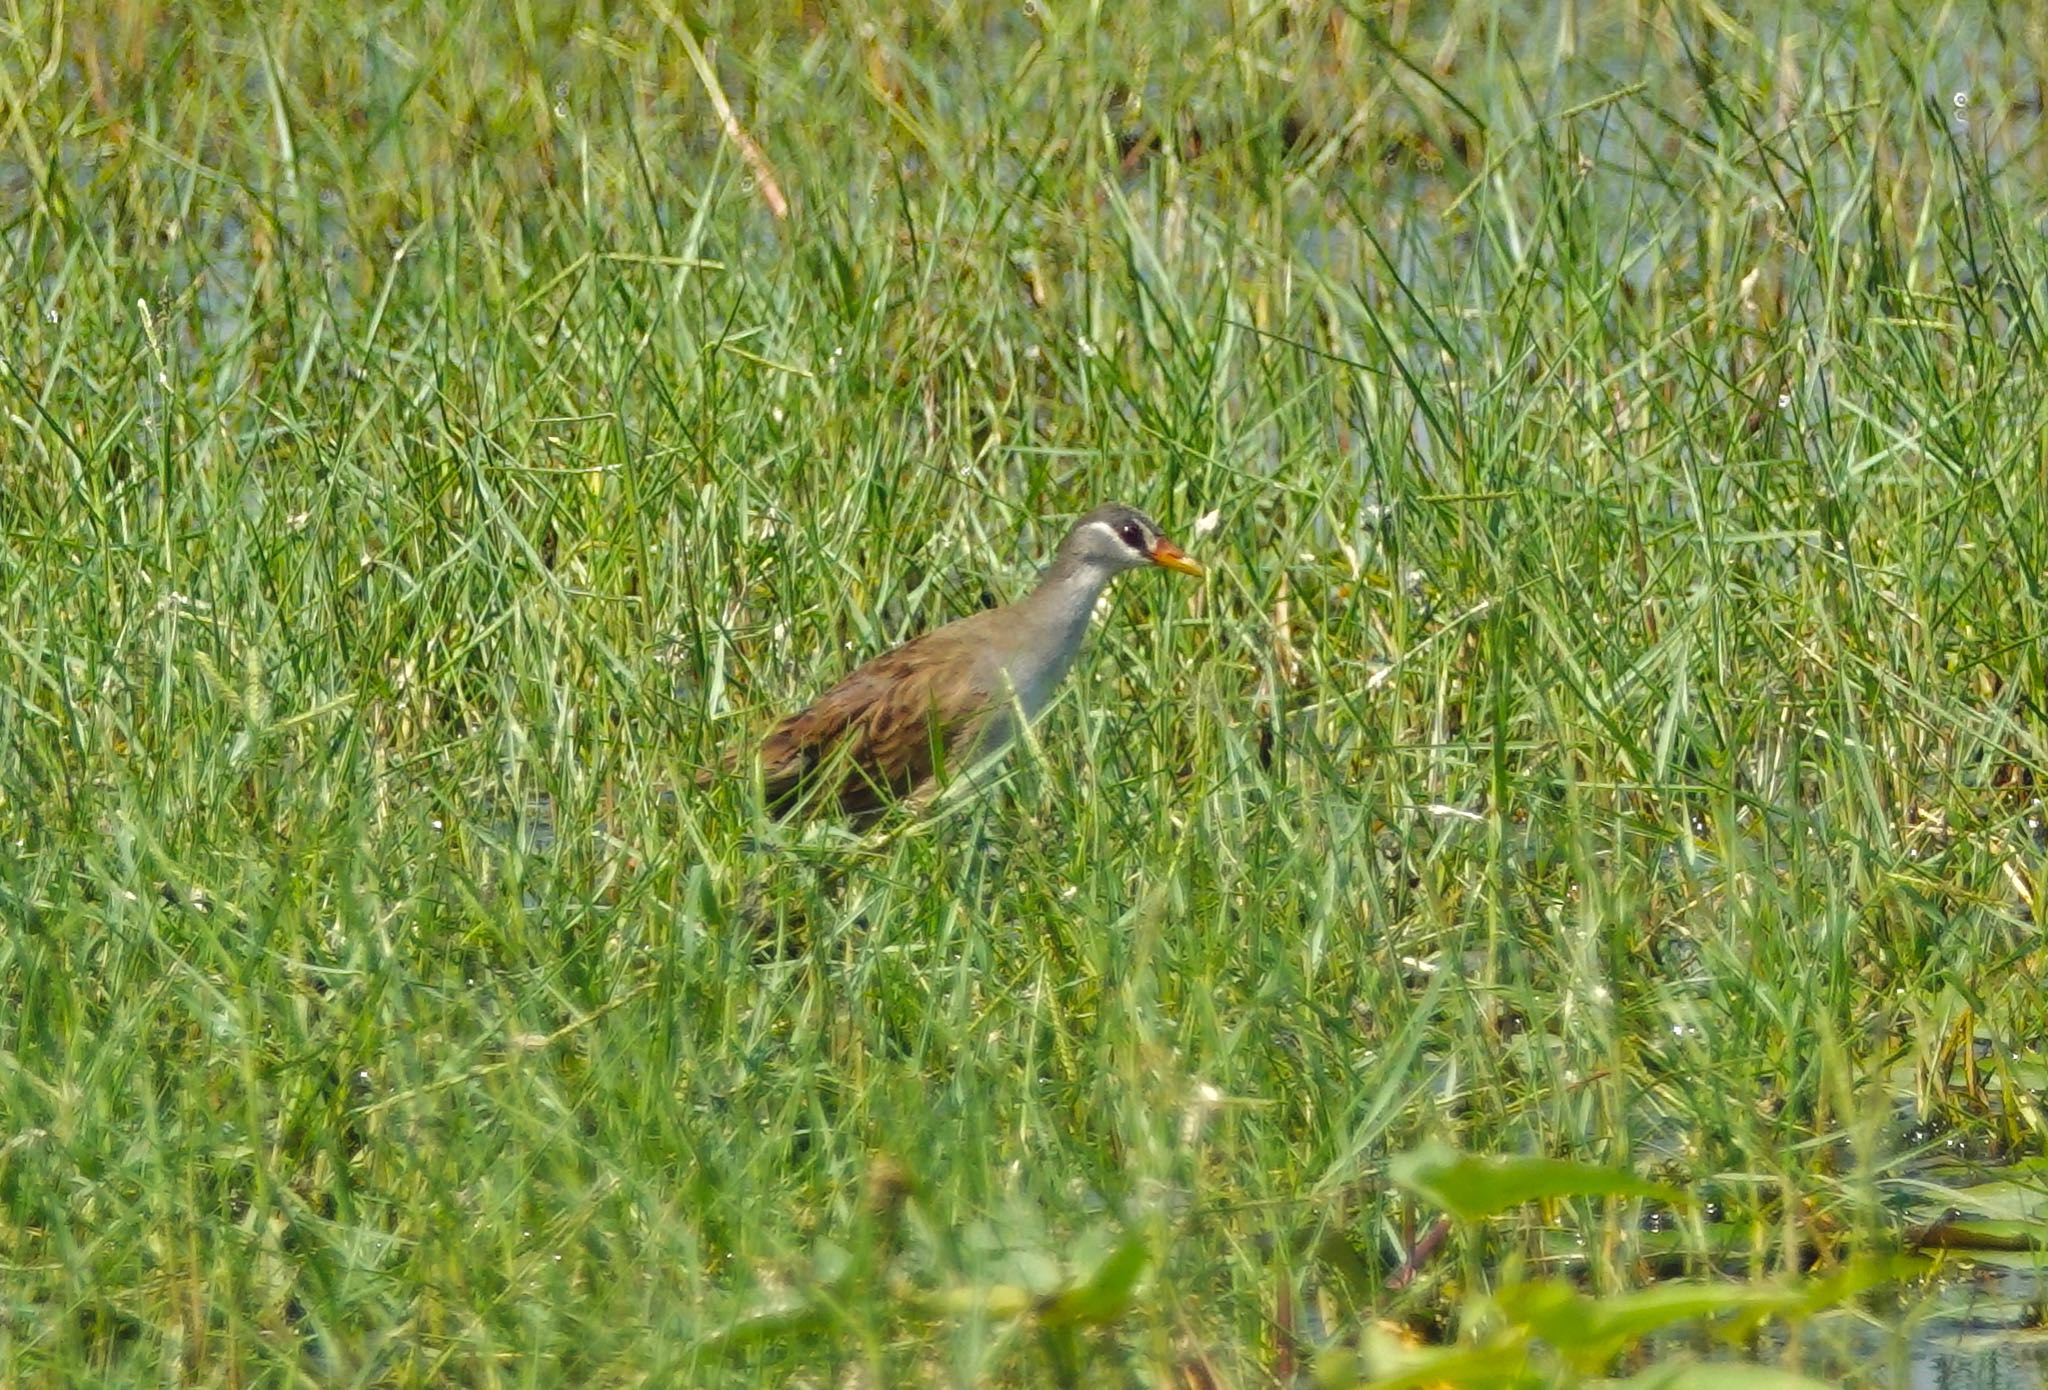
[[1180, 1082, 1225, 1146]]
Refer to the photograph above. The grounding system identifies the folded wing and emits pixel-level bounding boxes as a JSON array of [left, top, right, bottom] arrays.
[[756, 624, 997, 817]]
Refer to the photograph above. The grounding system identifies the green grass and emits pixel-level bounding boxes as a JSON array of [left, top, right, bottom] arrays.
[[6, 1, 2048, 1384]]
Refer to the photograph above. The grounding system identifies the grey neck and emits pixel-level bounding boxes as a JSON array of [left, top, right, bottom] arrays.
[[1015, 555, 1117, 666], [1033, 551, 1115, 625]]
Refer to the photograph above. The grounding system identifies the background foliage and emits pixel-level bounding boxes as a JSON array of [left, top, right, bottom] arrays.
[[4, 2, 2048, 1384]]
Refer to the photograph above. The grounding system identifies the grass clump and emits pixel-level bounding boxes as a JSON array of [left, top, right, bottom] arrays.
[[5, 2, 2048, 1385]]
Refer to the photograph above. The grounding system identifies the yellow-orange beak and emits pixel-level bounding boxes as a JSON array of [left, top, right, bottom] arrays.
[[1149, 535, 1205, 578]]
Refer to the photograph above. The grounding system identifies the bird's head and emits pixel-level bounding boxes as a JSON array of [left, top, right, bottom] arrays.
[[1059, 502, 1205, 578]]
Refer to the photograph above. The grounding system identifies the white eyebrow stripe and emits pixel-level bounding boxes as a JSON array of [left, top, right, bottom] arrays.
[[1086, 519, 1145, 550]]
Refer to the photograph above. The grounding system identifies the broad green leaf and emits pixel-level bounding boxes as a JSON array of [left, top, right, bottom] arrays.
[[1599, 1362, 1839, 1390], [1315, 1324, 1538, 1390], [1492, 1278, 1809, 1365], [1391, 1141, 1676, 1222], [1908, 1177, 2048, 1225], [1491, 1258, 1915, 1369], [1039, 1232, 1151, 1328], [691, 1298, 831, 1356], [924, 1282, 1037, 1320]]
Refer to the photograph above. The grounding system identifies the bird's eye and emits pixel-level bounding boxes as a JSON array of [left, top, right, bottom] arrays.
[[1118, 522, 1145, 549]]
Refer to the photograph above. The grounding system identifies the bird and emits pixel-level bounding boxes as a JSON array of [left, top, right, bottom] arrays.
[[712, 502, 1205, 819]]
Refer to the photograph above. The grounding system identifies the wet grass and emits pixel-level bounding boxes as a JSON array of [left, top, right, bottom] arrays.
[[5, 1, 2048, 1385]]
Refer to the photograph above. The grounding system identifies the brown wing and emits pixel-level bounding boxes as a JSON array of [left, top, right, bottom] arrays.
[[753, 623, 998, 818]]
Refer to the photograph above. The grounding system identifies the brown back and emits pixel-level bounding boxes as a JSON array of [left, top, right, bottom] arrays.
[[754, 620, 999, 817]]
